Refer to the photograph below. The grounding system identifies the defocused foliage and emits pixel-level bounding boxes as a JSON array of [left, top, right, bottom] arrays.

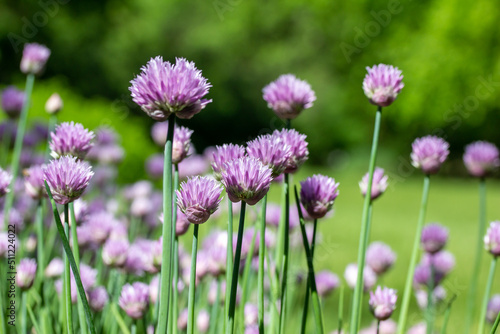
[[1, 0, 500, 180]]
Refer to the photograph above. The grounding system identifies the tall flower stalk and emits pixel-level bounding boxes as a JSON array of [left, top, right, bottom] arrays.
[[463, 141, 499, 333], [397, 135, 449, 333], [258, 194, 267, 332], [350, 64, 403, 332]]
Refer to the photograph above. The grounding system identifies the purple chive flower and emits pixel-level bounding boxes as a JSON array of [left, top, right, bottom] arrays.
[[463, 141, 500, 178], [300, 174, 339, 219], [362, 64, 404, 107], [211, 143, 246, 180], [20, 43, 51, 75], [45, 93, 63, 114], [17, 258, 37, 290], [316, 270, 340, 297], [43, 156, 93, 205], [102, 239, 129, 267], [1, 86, 25, 118], [487, 294, 500, 323], [246, 134, 292, 177], [45, 257, 64, 278], [172, 125, 194, 164], [159, 208, 191, 236], [50, 121, 95, 160], [359, 167, 388, 200], [411, 136, 450, 175], [221, 157, 273, 206], [366, 241, 397, 276], [151, 121, 169, 146], [344, 263, 377, 292], [197, 309, 210, 333], [129, 56, 212, 120], [177, 176, 223, 224], [118, 282, 150, 319], [89, 286, 109, 312], [0, 168, 13, 197], [23, 164, 46, 200], [273, 129, 309, 173], [369, 286, 397, 321], [262, 74, 316, 119], [421, 223, 449, 254], [484, 222, 500, 257]]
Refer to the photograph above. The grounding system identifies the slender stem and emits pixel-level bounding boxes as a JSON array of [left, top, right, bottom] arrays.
[[157, 118, 176, 334], [478, 257, 498, 334], [350, 106, 382, 333], [338, 285, 344, 333], [465, 178, 487, 333], [377, 319, 381, 334], [239, 224, 258, 333], [35, 201, 45, 293], [427, 260, 435, 334], [3, 74, 35, 227], [440, 295, 457, 334], [294, 186, 324, 334], [172, 236, 179, 333], [224, 198, 234, 330], [187, 224, 200, 334], [64, 204, 74, 334], [258, 194, 268, 333], [356, 204, 374, 328], [131, 324, 137, 334], [111, 303, 131, 334], [168, 165, 180, 334], [21, 291, 27, 334], [71, 203, 88, 334], [491, 311, 500, 334], [279, 173, 291, 334], [301, 219, 318, 334], [27, 300, 43, 334], [209, 278, 221, 334], [226, 201, 246, 334], [44, 182, 97, 334], [0, 120, 13, 166], [397, 174, 431, 334]]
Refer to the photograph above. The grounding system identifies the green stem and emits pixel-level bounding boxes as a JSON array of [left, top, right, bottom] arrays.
[[111, 303, 131, 334], [157, 118, 175, 334], [294, 186, 324, 334], [3, 74, 35, 227], [427, 260, 435, 334], [224, 198, 234, 331], [397, 175, 430, 334], [168, 165, 180, 334], [350, 106, 382, 333], [64, 204, 74, 334], [279, 173, 291, 334], [27, 300, 43, 334], [226, 201, 246, 334], [377, 319, 381, 334], [44, 181, 97, 334], [440, 294, 457, 334], [187, 224, 200, 334], [258, 194, 268, 333], [338, 285, 344, 333], [465, 178, 487, 333], [21, 291, 27, 334], [209, 278, 221, 334], [490, 311, 500, 334], [239, 223, 258, 333], [478, 257, 498, 334], [301, 219, 318, 334], [0, 120, 13, 166], [71, 203, 88, 334], [35, 201, 45, 294]]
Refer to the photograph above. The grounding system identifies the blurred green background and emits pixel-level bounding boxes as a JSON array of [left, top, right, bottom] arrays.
[[1, 0, 500, 332], [1, 0, 500, 182]]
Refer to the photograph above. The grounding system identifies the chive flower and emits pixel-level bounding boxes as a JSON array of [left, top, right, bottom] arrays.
[[272, 128, 309, 173], [20, 43, 51, 75], [359, 167, 388, 200], [362, 64, 404, 107], [129, 56, 212, 120], [411, 135, 449, 175], [369, 286, 397, 321], [176, 176, 223, 224], [118, 282, 150, 319], [1, 86, 25, 119], [49, 121, 95, 160], [300, 174, 339, 219], [484, 221, 500, 257], [463, 141, 500, 178], [210, 143, 246, 180], [246, 133, 291, 177]]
